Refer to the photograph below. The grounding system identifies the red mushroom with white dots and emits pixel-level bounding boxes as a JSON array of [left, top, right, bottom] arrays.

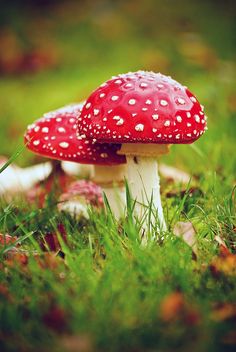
[[24, 103, 126, 218], [79, 71, 207, 232], [58, 180, 103, 219]]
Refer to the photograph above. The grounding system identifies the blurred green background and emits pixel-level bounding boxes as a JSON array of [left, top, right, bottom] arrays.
[[0, 0, 235, 174]]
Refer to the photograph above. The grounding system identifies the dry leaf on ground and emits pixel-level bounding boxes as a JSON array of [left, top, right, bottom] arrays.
[[173, 221, 197, 256], [210, 245, 236, 277], [160, 291, 200, 325]]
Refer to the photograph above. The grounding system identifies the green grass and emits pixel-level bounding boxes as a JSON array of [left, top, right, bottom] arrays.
[[0, 1, 236, 351]]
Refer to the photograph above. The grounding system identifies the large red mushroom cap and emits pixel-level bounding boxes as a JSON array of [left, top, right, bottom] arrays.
[[78, 71, 207, 144], [24, 104, 125, 166]]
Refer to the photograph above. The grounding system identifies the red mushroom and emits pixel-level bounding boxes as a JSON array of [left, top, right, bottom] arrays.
[[78, 71, 207, 232], [24, 103, 126, 217], [58, 180, 103, 218]]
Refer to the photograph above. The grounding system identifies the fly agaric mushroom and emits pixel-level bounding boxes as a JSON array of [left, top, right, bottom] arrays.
[[24, 103, 126, 218], [58, 180, 103, 219], [78, 71, 207, 232]]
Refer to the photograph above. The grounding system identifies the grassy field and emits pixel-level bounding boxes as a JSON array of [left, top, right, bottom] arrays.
[[0, 1, 236, 351]]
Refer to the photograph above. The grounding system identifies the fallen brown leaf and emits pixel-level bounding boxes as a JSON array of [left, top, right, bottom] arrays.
[[173, 221, 197, 256], [210, 245, 236, 277], [160, 291, 200, 326], [4, 249, 29, 267], [36, 252, 64, 271], [0, 284, 13, 301], [0, 233, 18, 246], [211, 303, 236, 322], [60, 334, 93, 352], [214, 235, 228, 248], [160, 291, 185, 322]]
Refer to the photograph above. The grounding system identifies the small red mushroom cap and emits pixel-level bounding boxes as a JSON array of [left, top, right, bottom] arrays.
[[24, 104, 125, 166], [79, 71, 207, 144], [59, 180, 103, 207]]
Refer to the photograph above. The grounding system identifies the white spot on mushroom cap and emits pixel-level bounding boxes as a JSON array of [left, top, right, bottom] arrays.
[[145, 99, 152, 105], [128, 99, 136, 105], [194, 115, 200, 123], [56, 117, 62, 122], [85, 102, 91, 109], [99, 93, 105, 98], [177, 98, 185, 105], [34, 126, 40, 132], [94, 109, 100, 116], [176, 115, 182, 123], [59, 142, 69, 149], [140, 82, 148, 88], [100, 153, 108, 158], [152, 128, 157, 132], [164, 120, 170, 126], [186, 112, 191, 118], [33, 140, 40, 146], [135, 124, 144, 131], [116, 118, 124, 126], [111, 96, 119, 101], [42, 127, 49, 133], [160, 100, 168, 106], [152, 114, 159, 120]]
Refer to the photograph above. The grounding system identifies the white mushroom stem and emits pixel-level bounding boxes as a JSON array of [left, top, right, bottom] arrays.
[[119, 144, 170, 234], [93, 164, 126, 219], [61, 161, 93, 178], [125, 156, 166, 231]]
